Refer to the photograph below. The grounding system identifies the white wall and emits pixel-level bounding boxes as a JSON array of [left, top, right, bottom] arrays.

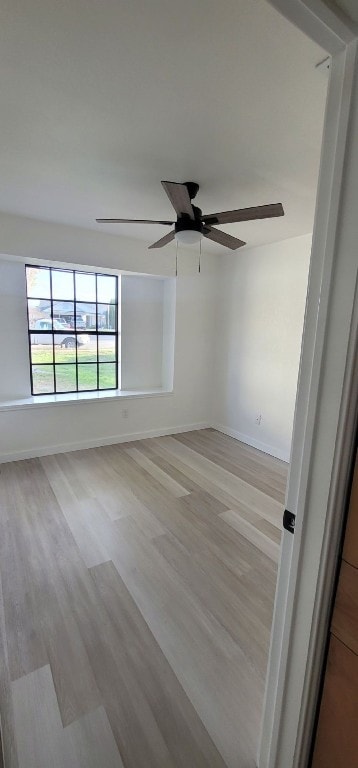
[[0, 215, 218, 461], [212, 234, 311, 461], [0, 261, 31, 400], [121, 276, 168, 391], [162, 279, 176, 391], [0, 211, 174, 276]]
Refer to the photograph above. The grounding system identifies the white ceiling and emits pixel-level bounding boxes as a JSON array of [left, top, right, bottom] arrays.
[[0, 0, 327, 253]]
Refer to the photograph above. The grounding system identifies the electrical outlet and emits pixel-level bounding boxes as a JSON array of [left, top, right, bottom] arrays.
[[256, 414, 262, 425], [122, 408, 129, 419]]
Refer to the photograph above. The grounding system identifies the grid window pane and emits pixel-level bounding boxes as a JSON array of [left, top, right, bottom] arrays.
[[99, 363, 117, 390], [75, 272, 96, 302], [28, 299, 48, 329], [98, 304, 116, 331], [51, 270, 74, 300], [55, 364, 77, 393], [76, 302, 96, 330], [26, 267, 51, 299], [53, 301, 74, 329], [77, 339, 97, 363], [30, 328, 54, 349], [78, 363, 97, 391], [30, 334, 54, 364], [32, 365, 55, 394], [54, 335, 76, 362], [26, 266, 118, 395], [53, 331, 77, 351], [97, 275, 116, 304], [98, 335, 116, 362]]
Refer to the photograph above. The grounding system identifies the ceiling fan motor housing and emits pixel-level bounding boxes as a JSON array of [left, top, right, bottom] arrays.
[[175, 215, 203, 236], [184, 181, 199, 200]]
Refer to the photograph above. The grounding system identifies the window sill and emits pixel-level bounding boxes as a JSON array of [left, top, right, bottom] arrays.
[[0, 388, 174, 412]]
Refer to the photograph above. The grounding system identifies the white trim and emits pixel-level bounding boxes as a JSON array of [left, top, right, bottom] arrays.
[[212, 424, 289, 463], [258, 2, 358, 767], [0, 388, 173, 413], [267, 0, 356, 52], [0, 422, 209, 464], [1, 418, 289, 464], [295, 275, 358, 767]]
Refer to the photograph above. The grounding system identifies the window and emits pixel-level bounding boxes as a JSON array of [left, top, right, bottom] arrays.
[[26, 266, 119, 395]]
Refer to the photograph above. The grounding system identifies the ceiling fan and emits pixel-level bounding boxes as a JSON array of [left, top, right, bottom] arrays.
[[96, 181, 284, 250]]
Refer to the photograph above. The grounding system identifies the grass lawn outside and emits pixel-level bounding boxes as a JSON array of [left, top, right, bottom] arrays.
[[31, 345, 118, 393]]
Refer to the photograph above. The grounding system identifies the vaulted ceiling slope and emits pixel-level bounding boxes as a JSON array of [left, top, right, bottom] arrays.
[[0, 0, 327, 251]]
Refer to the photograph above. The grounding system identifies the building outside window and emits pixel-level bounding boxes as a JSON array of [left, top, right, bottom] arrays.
[[26, 266, 119, 395]]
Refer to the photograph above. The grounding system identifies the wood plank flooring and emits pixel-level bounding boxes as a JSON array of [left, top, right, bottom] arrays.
[[0, 429, 287, 768]]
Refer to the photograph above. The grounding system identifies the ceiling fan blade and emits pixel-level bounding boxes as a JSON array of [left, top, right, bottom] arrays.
[[203, 227, 246, 250], [161, 181, 195, 219], [148, 230, 176, 249], [96, 218, 173, 225], [202, 203, 284, 226]]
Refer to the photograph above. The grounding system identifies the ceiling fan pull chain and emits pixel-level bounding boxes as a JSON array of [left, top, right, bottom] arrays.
[[175, 239, 178, 277], [199, 239, 201, 274]]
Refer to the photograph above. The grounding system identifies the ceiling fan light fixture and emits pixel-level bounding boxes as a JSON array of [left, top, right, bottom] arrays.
[[175, 229, 203, 245], [174, 216, 203, 246]]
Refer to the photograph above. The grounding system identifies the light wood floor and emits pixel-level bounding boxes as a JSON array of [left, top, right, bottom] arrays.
[[0, 429, 287, 768]]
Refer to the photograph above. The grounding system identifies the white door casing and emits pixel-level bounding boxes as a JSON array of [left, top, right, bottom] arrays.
[[258, 2, 358, 767]]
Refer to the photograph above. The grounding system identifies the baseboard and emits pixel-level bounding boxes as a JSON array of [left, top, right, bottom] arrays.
[[0, 421, 290, 464], [0, 422, 210, 464], [212, 423, 290, 463]]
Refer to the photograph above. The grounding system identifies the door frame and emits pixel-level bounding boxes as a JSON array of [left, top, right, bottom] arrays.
[[258, 3, 358, 767]]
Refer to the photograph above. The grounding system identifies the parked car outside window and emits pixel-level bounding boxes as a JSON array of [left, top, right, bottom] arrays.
[[31, 319, 89, 348]]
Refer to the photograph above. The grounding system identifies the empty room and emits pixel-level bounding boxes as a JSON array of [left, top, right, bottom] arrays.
[[3, 1, 356, 767]]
